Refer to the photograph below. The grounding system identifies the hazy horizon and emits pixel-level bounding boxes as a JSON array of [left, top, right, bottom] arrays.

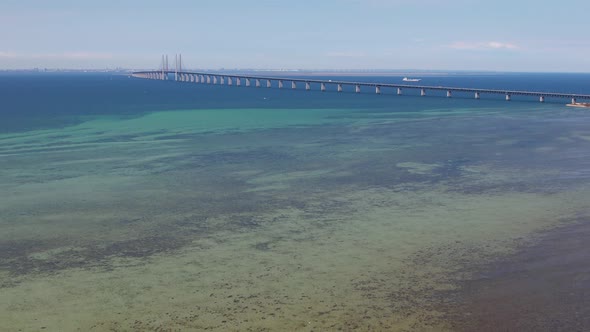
[[3, 67, 590, 75]]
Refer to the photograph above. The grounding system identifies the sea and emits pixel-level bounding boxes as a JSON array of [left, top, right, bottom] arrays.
[[1, 72, 589, 331]]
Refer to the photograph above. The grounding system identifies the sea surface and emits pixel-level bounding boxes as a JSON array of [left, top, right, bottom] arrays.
[[1, 72, 589, 331]]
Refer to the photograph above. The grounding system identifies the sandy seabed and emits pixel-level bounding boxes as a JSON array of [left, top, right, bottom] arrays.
[[1, 105, 589, 331]]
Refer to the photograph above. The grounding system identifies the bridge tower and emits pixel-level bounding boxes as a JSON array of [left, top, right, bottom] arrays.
[[174, 54, 183, 81], [160, 55, 164, 80], [165, 55, 169, 80]]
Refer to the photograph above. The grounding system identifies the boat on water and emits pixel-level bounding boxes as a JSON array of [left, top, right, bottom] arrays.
[[402, 77, 421, 82], [566, 102, 590, 108]]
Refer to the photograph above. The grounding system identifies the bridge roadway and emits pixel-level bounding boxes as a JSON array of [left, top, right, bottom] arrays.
[[132, 70, 590, 103]]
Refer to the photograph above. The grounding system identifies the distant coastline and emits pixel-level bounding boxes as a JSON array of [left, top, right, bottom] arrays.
[[4, 69, 590, 76]]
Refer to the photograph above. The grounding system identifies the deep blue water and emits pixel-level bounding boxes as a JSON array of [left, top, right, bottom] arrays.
[[0, 72, 589, 133]]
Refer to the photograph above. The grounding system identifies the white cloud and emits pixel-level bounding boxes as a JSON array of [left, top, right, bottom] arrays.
[[0, 51, 17, 58], [448, 41, 518, 50], [0, 52, 114, 60], [31, 52, 114, 60], [325, 51, 367, 58]]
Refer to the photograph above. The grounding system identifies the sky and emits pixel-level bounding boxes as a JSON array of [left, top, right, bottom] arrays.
[[1, 0, 589, 72]]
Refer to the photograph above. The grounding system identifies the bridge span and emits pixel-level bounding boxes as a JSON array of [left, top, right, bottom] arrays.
[[132, 69, 590, 104]]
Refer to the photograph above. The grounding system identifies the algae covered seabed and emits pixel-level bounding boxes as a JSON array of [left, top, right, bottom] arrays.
[[1, 90, 590, 331]]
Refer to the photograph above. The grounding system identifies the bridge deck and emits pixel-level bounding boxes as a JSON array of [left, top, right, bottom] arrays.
[[133, 70, 590, 100]]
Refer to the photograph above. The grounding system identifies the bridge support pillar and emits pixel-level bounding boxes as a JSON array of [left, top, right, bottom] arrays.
[[397, 88, 402, 95], [355, 85, 361, 93], [292, 81, 296, 89], [338, 84, 343, 92], [539, 96, 545, 103], [505, 94, 511, 101], [267, 79, 272, 88], [447, 90, 452, 98], [475, 92, 480, 99], [221, 77, 226, 84], [321, 83, 326, 92], [236, 77, 241, 86], [255, 79, 261, 87], [246, 78, 251, 87], [191, 74, 195, 83], [228, 77, 233, 85], [213, 76, 217, 84], [206, 76, 211, 84], [376, 86, 381, 94], [305, 82, 311, 91], [278, 80, 283, 89], [201, 75, 205, 83], [421, 89, 426, 96]]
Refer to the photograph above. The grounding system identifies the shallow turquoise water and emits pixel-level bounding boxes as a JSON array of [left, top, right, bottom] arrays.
[[1, 73, 590, 330]]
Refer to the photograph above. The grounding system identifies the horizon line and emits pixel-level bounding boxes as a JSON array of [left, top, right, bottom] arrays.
[[2, 68, 590, 75]]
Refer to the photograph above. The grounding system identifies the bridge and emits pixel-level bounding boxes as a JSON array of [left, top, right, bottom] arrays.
[[132, 55, 590, 104]]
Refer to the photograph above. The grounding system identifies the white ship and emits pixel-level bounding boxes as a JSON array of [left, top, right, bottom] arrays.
[[402, 77, 421, 82]]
